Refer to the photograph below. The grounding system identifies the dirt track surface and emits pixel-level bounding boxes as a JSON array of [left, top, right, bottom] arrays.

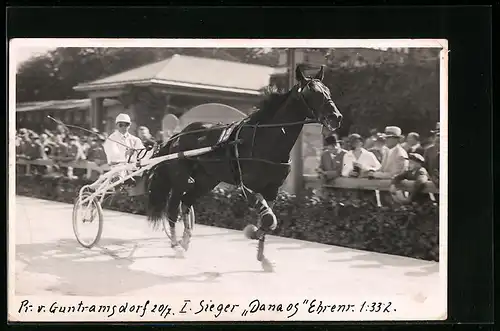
[[12, 196, 444, 321]]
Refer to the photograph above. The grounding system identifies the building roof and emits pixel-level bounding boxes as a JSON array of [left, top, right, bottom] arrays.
[[74, 54, 282, 96], [16, 98, 120, 112]]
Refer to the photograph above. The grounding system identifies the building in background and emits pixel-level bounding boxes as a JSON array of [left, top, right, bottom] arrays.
[[15, 99, 122, 132], [72, 54, 283, 134]]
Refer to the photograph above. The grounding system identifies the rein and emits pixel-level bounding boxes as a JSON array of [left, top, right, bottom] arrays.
[[231, 81, 325, 198]]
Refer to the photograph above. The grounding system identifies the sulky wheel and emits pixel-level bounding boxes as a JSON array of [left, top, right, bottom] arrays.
[[162, 203, 196, 242], [72, 191, 104, 249]]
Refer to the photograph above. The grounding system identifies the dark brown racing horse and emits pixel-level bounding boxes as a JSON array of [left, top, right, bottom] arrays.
[[146, 65, 343, 270]]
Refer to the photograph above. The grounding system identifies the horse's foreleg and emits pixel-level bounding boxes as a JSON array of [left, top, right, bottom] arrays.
[[243, 191, 277, 270], [253, 193, 277, 232]]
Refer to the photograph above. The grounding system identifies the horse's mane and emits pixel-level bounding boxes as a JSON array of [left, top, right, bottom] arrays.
[[246, 86, 292, 125]]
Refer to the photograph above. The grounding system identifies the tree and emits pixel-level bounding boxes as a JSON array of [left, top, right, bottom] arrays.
[[267, 57, 440, 138], [15, 47, 281, 103]]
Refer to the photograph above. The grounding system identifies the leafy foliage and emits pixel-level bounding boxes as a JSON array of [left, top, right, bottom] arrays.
[[16, 47, 439, 138], [271, 62, 440, 138], [16, 47, 281, 103], [16, 174, 439, 261]]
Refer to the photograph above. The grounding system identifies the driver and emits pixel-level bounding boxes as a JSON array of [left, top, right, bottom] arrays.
[[103, 113, 145, 187]]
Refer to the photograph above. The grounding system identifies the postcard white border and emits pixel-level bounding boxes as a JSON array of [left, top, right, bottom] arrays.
[[8, 38, 448, 322]]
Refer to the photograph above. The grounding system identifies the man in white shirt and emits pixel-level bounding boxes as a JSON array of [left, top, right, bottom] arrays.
[[371, 126, 409, 179], [103, 113, 145, 187]]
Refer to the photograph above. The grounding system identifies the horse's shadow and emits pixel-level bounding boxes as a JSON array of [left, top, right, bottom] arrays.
[[15, 237, 267, 297]]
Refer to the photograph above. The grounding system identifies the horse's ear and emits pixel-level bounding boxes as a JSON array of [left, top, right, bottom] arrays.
[[295, 65, 307, 83], [314, 65, 325, 81]]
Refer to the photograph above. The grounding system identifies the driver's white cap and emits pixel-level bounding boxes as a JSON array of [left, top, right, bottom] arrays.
[[115, 113, 131, 124]]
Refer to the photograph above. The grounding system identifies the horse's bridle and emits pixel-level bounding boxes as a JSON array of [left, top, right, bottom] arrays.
[[246, 79, 336, 131], [296, 79, 338, 132]]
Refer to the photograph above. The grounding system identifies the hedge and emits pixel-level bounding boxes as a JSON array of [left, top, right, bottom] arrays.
[[16, 174, 439, 261]]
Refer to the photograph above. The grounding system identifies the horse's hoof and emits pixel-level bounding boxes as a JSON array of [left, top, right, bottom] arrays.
[[180, 239, 190, 252], [243, 224, 259, 240], [172, 244, 185, 258], [261, 258, 275, 273]]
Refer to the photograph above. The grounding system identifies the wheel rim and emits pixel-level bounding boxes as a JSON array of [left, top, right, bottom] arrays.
[[73, 193, 102, 248]]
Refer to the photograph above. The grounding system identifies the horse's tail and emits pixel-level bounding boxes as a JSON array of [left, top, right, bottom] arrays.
[[146, 138, 175, 228]]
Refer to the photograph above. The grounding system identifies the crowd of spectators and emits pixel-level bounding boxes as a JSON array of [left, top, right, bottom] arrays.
[[317, 123, 440, 203], [16, 121, 441, 204], [15, 124, 168, 178]]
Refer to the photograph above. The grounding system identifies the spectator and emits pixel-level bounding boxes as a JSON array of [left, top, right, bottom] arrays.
[[317, 134, 346, 183], [405, 132, 425, 155], [67, 136, 86, 162], [138, 126, 151, 140], [66, 136, 86, 179], [369, 134, 389, 163], [39, 133, 54, 159], [52, 134, 70, 162], [155, 131, 165, 145], [342, 133, 381, 178], [80, 136, 91, 155], [29, 134, 45, 160], [424, 122, 440, 188], [56, 124, 67, 137], [87, 135, 108, 166], [390, 153, 430, 204], [42, 132, 57, 159], [371, 126, 409, 179], [18, 131, 33, 159], [15, 135, 22, 155], [138, 126, 156, 150], [364, 128, 379, 150], [339, 137, 350, 151], [321, 125, 335, 141], [16, 130, 25, 155]]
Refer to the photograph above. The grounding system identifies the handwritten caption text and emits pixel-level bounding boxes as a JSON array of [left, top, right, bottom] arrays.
[[18, 299, 396, 319]]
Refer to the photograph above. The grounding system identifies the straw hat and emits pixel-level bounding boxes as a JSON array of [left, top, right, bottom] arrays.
[[382, 126, 403, 139]]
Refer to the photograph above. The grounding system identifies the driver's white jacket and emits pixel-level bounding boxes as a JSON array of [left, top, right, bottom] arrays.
[[102, 131, 145, 165]]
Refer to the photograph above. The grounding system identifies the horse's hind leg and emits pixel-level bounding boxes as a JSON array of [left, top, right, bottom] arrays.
[[179, 174, 219, 251], [167, 190, 183, 249]]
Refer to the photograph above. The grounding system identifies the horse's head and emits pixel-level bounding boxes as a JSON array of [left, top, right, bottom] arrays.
[[294, 65, 343, 132]]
